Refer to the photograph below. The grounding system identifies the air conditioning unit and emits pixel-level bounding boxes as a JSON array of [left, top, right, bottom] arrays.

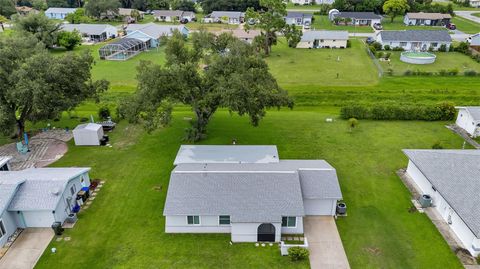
[[419, 194, 432, 208]]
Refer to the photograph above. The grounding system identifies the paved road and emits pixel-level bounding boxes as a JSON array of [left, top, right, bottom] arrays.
[[455, 11, 480, 24], [304, 216, 350, 269], [0, 228, 54, 269]]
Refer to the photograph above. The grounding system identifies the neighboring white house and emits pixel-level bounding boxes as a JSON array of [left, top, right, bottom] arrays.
[[403, 12, 452, 26], [73, 123, 104, 146], [44, 7, 77, 19], [61, 24, 117, 42], [297, 30, 348, 49], [470, 0, 480, 7], [331, 12, 382, 26], [376, 30, 452, 51], [0, 165, 91, 247], [469, 33, 480, 52], [285, 11, 313, 26], [164, 145, 343, 242], [124, 23, 190, 48], [215, 29, 262, 44], [291, 0, 335, 4], [153, 10, 196, 22], [455, 107, 480, 137], [403, 150, 480, 257], [204, 11, 244, 24]]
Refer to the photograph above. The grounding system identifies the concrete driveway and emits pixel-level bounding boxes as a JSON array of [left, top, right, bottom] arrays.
[[455, 11, 480, 24], [304, 216, 350, 269], [0, 228, 54, 269]]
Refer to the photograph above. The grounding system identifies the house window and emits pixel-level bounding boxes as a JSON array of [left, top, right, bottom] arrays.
[[400, 42, 407, 47], [0, 164, 8, 171], [0, 220, 6, 238], [187, 216, 200, 225], [219, 215, 230, 225], [70, 185, 76, 196], [431, 42, 438, 47], [282, 216, 296, 227]]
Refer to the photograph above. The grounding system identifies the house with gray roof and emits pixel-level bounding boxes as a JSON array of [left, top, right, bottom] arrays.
[[44, 7, 77, 19], [285, 11, 313, 26], [61, 24, 117, 42], [164, 145, 343, 242], [376, 30, 452, 51], [403, 150, 480, 257], [297, 30, 349, 49], [404, 12, 451, 26], [331, 12, 382, 26], [124, 23, 189, 48], [0, 164, 91, 247], [204, 11, 244, 24], [470, 33, 480, 52], [455, 106, 480, 137], [153, 10, 196, 22]]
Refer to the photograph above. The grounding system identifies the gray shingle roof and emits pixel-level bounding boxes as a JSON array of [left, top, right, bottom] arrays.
[[126, 23, 187, 39], [210, 11, 244, 19], [406, 12, 451, 20], [457, 106, 480, 121], [61, 24, 115, 36], [379, 30, 452, 42], [45, 7, 77, 14], [0, 177, 24, 214], [403, 150, 480, 237], [164, 160, 343, 222], [301, 30, 349, 42], [471, 33, 480, 46], [337, 12, 382, 20], [153, 10, 184, 17], [0, 168, 90, 211], [174, 145, 279, 165], [286, 11, 313, 19]]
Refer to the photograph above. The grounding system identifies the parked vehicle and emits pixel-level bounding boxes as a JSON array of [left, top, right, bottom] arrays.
[[303, 22, 311, 30], [446, 23, 456, 30], [373, 23, 383, 30], [366, 37, 375, 44]]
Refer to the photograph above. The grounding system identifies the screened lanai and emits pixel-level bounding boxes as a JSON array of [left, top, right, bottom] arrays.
[[99, 38, 147, 61]]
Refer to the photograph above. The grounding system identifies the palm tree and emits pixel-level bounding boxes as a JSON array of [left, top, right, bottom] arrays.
[[0, 15, 7, 31]]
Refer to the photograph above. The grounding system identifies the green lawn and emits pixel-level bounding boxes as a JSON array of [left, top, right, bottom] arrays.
[[379, 51, 480, 76], [311, 15, 375, 33], [473, 12, 480, 18], [267, 38, 379, 87], [451, 16, 480, 34], [286, 3, 320, 10], [34, 107, 464, 269]]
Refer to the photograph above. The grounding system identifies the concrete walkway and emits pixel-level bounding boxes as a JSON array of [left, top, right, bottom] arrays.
[[0, 228, 54, 269], [455, 11, 480, 24], [304, 216, 350, 269]]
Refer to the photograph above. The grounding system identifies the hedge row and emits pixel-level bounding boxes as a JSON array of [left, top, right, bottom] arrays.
[[340, 103, 456, 121]]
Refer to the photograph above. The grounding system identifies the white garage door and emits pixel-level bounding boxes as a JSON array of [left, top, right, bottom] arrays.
[[22, 211, 55, 227], [304, 199, 335, 216]]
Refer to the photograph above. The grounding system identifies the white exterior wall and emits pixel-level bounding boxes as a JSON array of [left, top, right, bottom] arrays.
[[304, 199, 337, 215], [379, 39, 451, 51], [165, 215, 231, 233], [73, 127, 104, 146], [231, 222, 282, 242], [297, 39, 347, 49], [0, 211, 18, 247], [456, 108, 480, 137], [407, 161, 480, 257], [281, 217, 304, 234], [21, 211, 55, 227], [105, 25, 117, 38], [471, 0, 480, 7], [54, 172, 90, 223]]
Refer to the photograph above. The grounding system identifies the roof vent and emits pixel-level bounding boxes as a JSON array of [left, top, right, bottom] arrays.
[[51, 188, 61, 195]]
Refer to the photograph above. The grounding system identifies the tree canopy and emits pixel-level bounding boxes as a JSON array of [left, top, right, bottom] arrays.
[[0, 0, 16, 18], [201, 0, 260, 14], [121, 30, 293, 141], [13, 13, 62, 48], [65, 8, 91, 24], [57, 30, 82, 50], [0, 35, 109, 137], [84, 0, 121, 19], [383, 0, 410, 22], [171, 0, 195, 11]]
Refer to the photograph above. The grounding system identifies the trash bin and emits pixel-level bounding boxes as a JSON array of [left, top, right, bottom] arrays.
[[51, 222, 64, 235], [77, 191, 87, 202], [103, 135, 109, 142], [66, 213, 78, 223]]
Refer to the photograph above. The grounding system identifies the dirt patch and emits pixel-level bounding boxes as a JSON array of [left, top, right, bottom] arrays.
[[152, 185, 163, 191], [364, 247, 382, 256], [113, 125, 142, 149]]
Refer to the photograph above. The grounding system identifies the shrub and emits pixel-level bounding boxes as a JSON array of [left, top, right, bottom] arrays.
[[371, 41, 382, 51], [369, 45, 376, 54], [98, 106, 111, 120], [384, 52, 391, 59], [432, 141, 443, 149], [339, 103, 456, 121], [386, 68, 394, 76], [384, 45, 391, 51], [454, 42, 470, 54], [346, 40, 351, 48], [348, 118, 358, 131], [375, 51, 384, 58], [288, 247, 309, 261], [438, 44, 447, 52], [340, 105, 370, 119], [392, 47, 404, 51], [448, 68, 459, 76], [404, 70, 412, 76], [465, 70, 477, 76]]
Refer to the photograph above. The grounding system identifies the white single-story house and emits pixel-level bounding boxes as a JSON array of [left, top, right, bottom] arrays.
[[73, 123, 104, 146], [285, 11, 313, 26], [470, 0, 480, 7], [44, 7, 77, 19], [153, 10, 196, 22], [403, 150, 480, 257], [403, 12, 451, 26], [61, 24, 117, 42], [376, 30, 452, 51], [331, 12, 382, 26], [0, 156, 12, 171], [297, 30, 348, 49], [0, 165, 91, 247], [291, 0, 335, 4], [215, 29, 262, 44], [204, 11, 244, 24], [469, 33, 480, 52], [455, 106, 480, 137], [124, 23, 189, 48], [164, 145, 343, 242]]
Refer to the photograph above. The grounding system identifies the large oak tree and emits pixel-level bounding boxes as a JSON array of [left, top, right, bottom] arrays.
[[121, 30, 293, 141], [0, 35, 109, 138]]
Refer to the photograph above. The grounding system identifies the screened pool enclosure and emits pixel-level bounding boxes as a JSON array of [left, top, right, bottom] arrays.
[[99, 38, 147, 60]]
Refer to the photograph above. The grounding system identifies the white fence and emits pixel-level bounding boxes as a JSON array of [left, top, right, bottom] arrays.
[[280, 237, 309, 256]]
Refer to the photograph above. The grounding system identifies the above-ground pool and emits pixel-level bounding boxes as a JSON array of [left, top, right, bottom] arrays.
[[400, 51, 437, 64]]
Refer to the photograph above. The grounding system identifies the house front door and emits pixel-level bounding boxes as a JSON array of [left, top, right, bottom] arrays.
[[257, 223, 275, 242]]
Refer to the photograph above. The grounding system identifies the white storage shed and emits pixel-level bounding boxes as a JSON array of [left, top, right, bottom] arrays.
[[73, 123, 104, 146]]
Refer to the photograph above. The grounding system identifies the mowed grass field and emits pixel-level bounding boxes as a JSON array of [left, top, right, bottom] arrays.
[[4, 31, 480, 268], [36, 107, 464, 269], [451, 16, 480, 34], [379, 51, 480, 75]]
